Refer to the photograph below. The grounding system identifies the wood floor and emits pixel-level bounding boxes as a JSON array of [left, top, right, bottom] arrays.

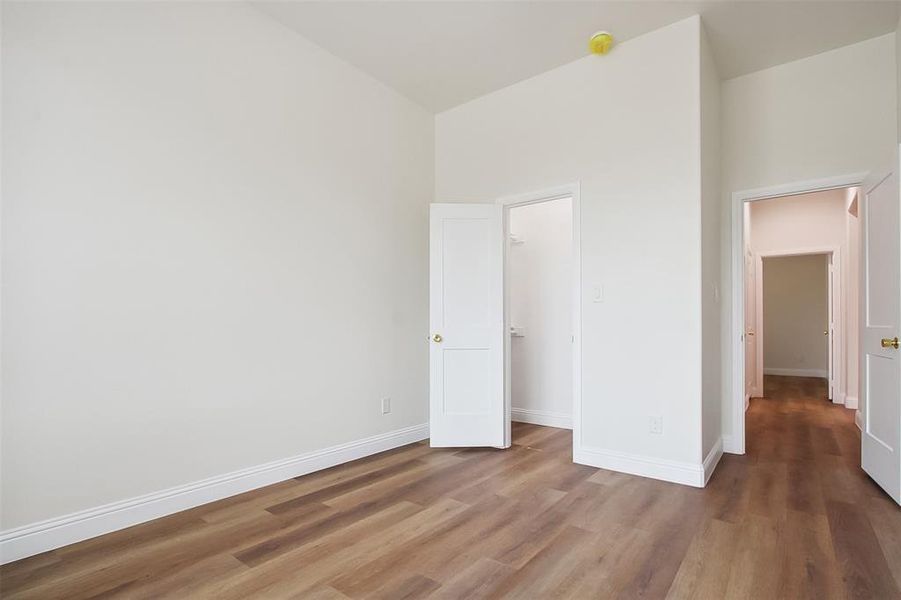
[[2, 375, 900, 599]]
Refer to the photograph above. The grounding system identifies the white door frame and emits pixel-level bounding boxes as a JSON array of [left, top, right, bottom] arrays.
[[496, 183, 582, 451], [753, 247, 841, 398], [730, 173, 866, 454]]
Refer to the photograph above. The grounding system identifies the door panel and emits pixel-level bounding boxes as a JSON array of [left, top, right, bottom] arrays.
[[860, 155, 901, 505], [745, 251, 757, 399], [429, 203, 505, 448], [828, 256, 835, 401]]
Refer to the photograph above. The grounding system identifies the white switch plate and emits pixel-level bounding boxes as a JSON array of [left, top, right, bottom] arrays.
[[381, 398, 391, 415], [592, 284, 604, 303], [649, 416, 663, 434]]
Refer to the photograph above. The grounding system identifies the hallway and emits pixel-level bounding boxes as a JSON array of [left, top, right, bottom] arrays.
[[2, 377, 899, 598], [714, 375, 901, 598]]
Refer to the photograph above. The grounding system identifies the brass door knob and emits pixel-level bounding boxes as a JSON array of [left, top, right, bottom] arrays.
[[881, 337, 900, 349], [432, 333, 443, 343]]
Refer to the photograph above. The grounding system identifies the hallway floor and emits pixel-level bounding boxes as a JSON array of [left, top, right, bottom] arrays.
[[2, 376, 899, 598]]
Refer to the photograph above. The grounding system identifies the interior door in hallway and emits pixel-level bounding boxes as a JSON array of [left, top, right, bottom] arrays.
[[745, 249, 758, 399], [860, 154, 901, 505], [827, 254, 835, 401], [429, 203, 506, 448]]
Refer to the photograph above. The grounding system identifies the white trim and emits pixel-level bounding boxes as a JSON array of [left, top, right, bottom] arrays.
[[855, 409, 863, 431], [0, 423, 429, 565], [730, 172, 867, 456], [496, 182, 581, 458], [703, 438, 724, 485], [722, 434, 741, 454], [763, 367, 829, 378], [511, 408, 572, 430], [846, 395, 859, 410], [574, 446, 705, 488]]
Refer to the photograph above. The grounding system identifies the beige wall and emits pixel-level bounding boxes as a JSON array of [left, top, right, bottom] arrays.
[[762, 255, 829, 375], [721, 34, 896, 444]]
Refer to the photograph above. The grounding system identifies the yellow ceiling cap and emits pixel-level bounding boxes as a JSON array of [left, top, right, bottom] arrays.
[[589, 31, 614, 55]]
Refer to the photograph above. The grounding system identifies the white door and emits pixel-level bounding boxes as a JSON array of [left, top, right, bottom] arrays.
[[429, 203, 505, 448], [860, 156, 901, 505], [745, 250, 758, 400], [827, 256, 835, 401]]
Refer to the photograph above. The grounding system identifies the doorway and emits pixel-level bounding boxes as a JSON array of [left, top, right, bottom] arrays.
[[499, 185, 582, 450], [504, 196, 574, 445], [759, 252, 833, 394], [731, 176, 863, 456], [427, 184, 581, 452]]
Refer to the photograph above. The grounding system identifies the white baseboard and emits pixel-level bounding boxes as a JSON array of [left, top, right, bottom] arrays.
[[846, 396, 859, 410], [703, 438, 723, 485], [855, 410, 863, 431], [722, 434, 743, 455], [0, 423, 429, 565], [511, 408, 572, 430], [833, 390, 846, 405], [574, 445, 704, 488], [763, 368, 828, 378]]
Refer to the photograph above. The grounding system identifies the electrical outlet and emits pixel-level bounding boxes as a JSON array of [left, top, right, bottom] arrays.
[[649, 416, 663, 435], [381, 398, 391, 415]]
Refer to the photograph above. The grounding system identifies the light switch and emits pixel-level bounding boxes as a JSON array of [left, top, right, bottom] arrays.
[[592, 284, 604, 303]]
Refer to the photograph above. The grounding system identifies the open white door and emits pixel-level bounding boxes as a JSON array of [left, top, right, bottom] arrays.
[[429, 203, 505, 448], [827, 255, 835, 401], [860, 155, 901, 505]]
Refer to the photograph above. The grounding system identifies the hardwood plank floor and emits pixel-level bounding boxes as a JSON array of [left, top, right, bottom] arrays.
[[2, 375, 899, 599]]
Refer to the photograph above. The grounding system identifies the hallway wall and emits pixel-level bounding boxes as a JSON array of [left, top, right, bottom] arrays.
[[762, 254, 829, 377]]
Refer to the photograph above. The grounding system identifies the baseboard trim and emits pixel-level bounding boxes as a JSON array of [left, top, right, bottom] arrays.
[[846, 395, 859, 410], [0, 423, 429, 565], [703, 438, 724, 485], [511, 408, 572, 430], [574, 445, 704, 488], [855, 410, 863, 431], [763, 368, 828, 378]]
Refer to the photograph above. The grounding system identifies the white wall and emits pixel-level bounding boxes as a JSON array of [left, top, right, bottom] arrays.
[[436, 17, 705, 476], [747, 190, 854, 395], [762, 254, 829, 376], [720, 33, 897, 445], [509, 198, 572, 425], [1, 2, 433, 530], [700, 22, 722, 459]]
